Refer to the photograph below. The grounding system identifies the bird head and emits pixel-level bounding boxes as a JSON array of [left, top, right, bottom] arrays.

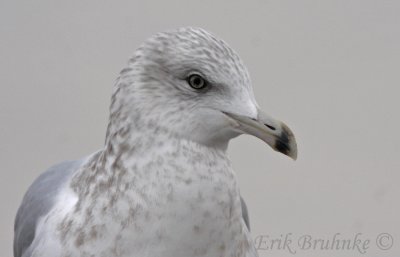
[[109, 27, 297, 160]]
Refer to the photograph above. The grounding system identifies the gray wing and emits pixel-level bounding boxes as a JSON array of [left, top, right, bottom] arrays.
[[14, 159, 83, 257], [240, 196, 250, 231]]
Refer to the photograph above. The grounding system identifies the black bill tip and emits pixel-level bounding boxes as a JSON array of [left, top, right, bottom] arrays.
[[274, 123, 297, 160]]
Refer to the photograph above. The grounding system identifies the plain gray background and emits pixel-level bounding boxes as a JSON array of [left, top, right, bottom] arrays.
[[1, 1, 399, 256]]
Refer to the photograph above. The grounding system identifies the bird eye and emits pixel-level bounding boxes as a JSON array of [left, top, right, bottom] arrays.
[[187, 74, 207, 90]]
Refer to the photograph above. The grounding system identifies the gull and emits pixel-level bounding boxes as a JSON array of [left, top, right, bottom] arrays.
[[14, 27, 297, 257]]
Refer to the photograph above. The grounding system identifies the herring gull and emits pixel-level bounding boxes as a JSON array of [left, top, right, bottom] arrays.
[[14, 27, 297, 257]]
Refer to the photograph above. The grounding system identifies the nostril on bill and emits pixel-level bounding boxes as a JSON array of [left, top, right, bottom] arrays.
[[250, 117, 276, 131], [264, 124, 276, 130]]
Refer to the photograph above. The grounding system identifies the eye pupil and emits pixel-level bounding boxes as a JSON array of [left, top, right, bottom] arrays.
[[193, 77, 201, 85], [188, 74, 207, 89]]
